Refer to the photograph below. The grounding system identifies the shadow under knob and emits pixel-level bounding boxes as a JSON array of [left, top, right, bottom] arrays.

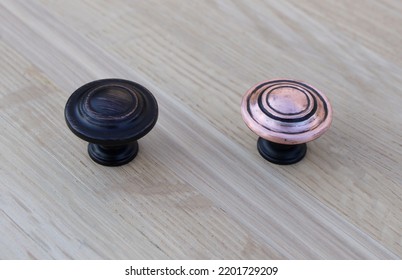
[[241, 79, 332, 165], [65, 79, 158, 166]]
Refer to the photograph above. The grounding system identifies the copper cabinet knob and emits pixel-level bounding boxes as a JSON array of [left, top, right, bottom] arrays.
[[65, 79, 158, 166], [241, 79, 333, 164]]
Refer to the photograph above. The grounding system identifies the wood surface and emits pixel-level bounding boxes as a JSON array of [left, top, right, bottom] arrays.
[[0, 0, 401, 259]]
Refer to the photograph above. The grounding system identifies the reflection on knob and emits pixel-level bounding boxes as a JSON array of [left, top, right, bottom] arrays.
[[65, 79, 158, 166], [241, 79, 332, 164]]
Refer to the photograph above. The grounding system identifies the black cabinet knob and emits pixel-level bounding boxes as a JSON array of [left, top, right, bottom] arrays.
[[241, 79, 332, 165], [65, 79, 158, 166]]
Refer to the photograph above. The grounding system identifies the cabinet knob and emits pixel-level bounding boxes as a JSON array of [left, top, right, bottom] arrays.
[[241, 79, 332, 164], [65, 79, 158, 166]]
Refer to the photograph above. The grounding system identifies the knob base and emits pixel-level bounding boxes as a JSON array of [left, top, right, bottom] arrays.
[[257, 138, 307, 165], [88, 142, 139, 166]]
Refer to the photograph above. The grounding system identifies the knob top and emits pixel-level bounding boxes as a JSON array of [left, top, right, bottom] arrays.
[[65, 79, 158, 146], [241, 79, 332, 145], [83, 84, 138, 120]]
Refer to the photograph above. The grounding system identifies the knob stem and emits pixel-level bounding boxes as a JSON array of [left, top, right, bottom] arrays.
[[257, 138, 306, 165], [88, 142, 139, 166]]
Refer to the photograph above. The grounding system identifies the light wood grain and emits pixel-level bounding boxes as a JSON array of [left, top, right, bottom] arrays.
[[0, 0, 401, 259]]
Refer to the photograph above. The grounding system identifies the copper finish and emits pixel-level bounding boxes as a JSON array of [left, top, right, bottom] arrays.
[[241, 79, 332, 145]]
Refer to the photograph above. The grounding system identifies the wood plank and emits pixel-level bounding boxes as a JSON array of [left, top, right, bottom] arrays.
[[0, 0, 401, 259]]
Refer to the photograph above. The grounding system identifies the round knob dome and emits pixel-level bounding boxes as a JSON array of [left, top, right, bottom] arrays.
[[241, 79, 332, 164], [65, 79, 158, 166], [83, 84, 138, 120]]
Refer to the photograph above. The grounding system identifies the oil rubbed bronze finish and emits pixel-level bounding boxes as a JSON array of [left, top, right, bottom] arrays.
[[241, 79, 332, 164], [65, 79, 158, 166]]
